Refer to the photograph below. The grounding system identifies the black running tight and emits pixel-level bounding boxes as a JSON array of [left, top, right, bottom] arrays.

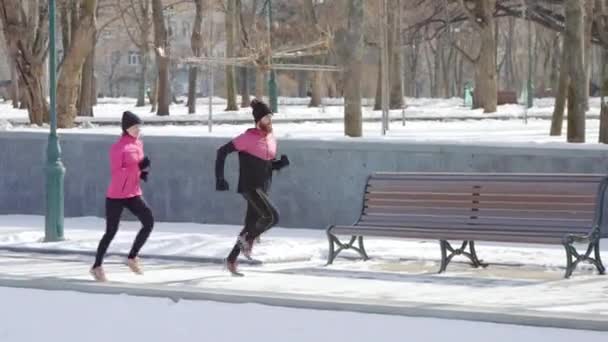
[[227, 189, 279, 262], [93, 196, 154, 268]]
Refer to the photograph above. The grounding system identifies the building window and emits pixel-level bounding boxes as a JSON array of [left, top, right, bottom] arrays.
[[128, 51, 142, 65]]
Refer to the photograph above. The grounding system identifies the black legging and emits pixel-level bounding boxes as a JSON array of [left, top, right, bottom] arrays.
[[227, 189, 279, 262], [93, 196, 155, 268]]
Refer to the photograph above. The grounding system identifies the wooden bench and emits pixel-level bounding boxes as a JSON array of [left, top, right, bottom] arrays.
[[326, 172, 608, 278]]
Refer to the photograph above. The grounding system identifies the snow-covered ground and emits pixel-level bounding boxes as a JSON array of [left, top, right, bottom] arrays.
[[2, 286, 606, 342], [2, 97, 607, 145], [0, 215, 607, 318], [0, 96, 602, 121]]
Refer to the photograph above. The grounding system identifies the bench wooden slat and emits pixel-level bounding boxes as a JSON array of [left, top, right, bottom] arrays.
[[365, 200, 595, 211], [368, 181, 598, 196], [351, 222, 590, 234], [359, 214, 591, 228], [333, 224, 582, 237], [372, 172, 606, 182], [366, 192, 595, 204], [364, 205, 594, 218]]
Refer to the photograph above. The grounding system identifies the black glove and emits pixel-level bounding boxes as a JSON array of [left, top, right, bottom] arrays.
[[216, 178, 229, 191], [280, 154, 290, 168], [140, 171, 149, 182], [139, 156, 150, 170], [273, 154, 290, 171]]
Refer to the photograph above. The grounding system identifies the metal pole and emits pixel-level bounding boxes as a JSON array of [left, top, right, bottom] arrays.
[[45, 0, 65, 242], [208, 0, 214, 132], [380, 0, 390, 135], [266, 0, 278, 113]]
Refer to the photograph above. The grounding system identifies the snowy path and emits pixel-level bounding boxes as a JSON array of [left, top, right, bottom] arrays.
[[2, 286, 607, 342], [0, 249, 607, 315], [1, 216, 608, 332]]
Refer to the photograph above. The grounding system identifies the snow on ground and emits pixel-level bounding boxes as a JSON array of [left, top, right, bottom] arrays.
[[0, 96, 603, 122], [1, 215, 606, 269], [4, 118, 608, 147], [2, 287, 605, 342], [2, 97, 607, 146], [0, 215, 607, 317]]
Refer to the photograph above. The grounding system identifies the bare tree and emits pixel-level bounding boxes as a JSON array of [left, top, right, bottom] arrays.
[[335, 0, 364, 137], [0, 0, 50, 125], [304, 0, 323, 107], [152, 0, 170, 115], [77, 45, 96, 116], [187, 0, 204, 114], [454, 0, 497, 113], [118, 0, 153, 108], [56, 0, 98, 127], [595, 0, 608, 143], [225, 0, 238, 111], [565, 0, 586, 142]]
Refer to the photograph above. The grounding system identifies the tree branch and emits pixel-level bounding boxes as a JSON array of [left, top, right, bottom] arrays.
[[453, 40, 477, 63]]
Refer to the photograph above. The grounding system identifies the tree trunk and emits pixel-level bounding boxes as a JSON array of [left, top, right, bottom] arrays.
[[10, 57, 19, 108], [149, 72, 158, 112], [77, 46, 95, 117], [21, 63, 49, 125], [57, 0, 98, 128], [187, 67, 198, 114], [225, 0, 238, 111], [255, 67, 265, 99], [152, 0, 170, 115], [600, 48, 608, 142], [504, 17, 516, 91], [565, 0, 586, 143], [297, 69, 307, 97], [474, 7, 497, 112], [60, 1, 71, 64], [310, 70, 323, 107], [549, 33, 561, 95], [336, 0, 364, 137], [1, 1, 50, 124], [599, 48, 608, 143], [388, 0, 403, 108], [136, 48, 148, 107], [550, 42, 569, 136], [240, 67, 250, 107], [374, 55, 382, 109], [155, 52, 170, 116], [598, 0, 608, 143], [583, 0, 594, 110], [188, 0, 204, 114], [303, 0, 322, 107], [433, 42, 441, 97], [424, 43, 435, 98], [458, 0, 497, 112]]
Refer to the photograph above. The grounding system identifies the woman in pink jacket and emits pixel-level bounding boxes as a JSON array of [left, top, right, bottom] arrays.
[[90, 111, 154, 282]]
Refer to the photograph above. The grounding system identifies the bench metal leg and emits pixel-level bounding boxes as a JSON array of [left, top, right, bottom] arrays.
[[439, 240, 488, 273], [594, 241, 605, 275], [563, 237, 605, 278], [326, 227, 369, 265]]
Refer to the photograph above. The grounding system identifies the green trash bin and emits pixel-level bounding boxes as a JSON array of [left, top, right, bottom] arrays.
[[464, 82, 474, 109]]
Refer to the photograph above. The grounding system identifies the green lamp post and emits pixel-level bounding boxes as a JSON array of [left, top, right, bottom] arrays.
[[45, 0, 66, 242], [266, 0, 278, 113]]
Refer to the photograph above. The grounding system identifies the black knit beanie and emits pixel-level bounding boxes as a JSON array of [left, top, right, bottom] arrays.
[[251, 99, 272, 123], [121, 111, 142, 133]]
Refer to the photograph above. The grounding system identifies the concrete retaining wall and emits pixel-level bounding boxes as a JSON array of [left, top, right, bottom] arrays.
[[1, 131, 607, 235]]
